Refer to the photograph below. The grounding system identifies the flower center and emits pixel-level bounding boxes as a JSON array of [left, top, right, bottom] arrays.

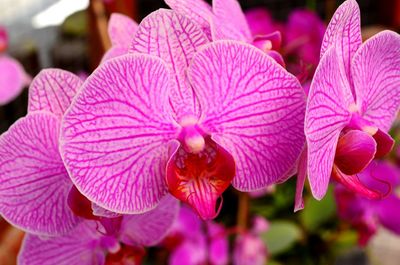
[[166, 123, 235, 220]]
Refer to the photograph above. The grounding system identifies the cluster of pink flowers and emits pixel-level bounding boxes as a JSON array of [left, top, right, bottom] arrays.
[[0, 0, 399, 263]]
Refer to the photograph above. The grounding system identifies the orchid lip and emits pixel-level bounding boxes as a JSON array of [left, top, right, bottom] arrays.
[[166, 132, 235, 220]]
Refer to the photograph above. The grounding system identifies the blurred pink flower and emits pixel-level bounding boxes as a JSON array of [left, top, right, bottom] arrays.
[[0, 26, 30, 106], [166, 206, 229, 265], [233, 216, 269, 265], [334, 161, 400, 245]]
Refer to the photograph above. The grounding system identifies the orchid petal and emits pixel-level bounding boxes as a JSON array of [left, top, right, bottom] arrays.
[[335, 130, 376, 175], [352, 30, 400, 132], [170, 238, 207, 265], [245, 8, 278, 37], [102, 46, 127, 61], [0, 55, 29, 105], [92, 203, 121, 218], [266, 50, 285, 67], [320, 0, 361, 85], [108, 13, 138, 47], [130, 9, 208, 119], [212, 0, 252, 42], [119, 195, 179, 246], [0, 112, 79, 236], [373, 129, 394, 158], [188, 41, 306, 190], [165, 0, 212, 38], [207, 222, 229, 265], [28, 69, 82, 118], [170, 205, 202, 239], [18, 221, 105, 265], [305, 47, 353, 199], [61, 54, 178, 214], [294, 147, 307, 212]]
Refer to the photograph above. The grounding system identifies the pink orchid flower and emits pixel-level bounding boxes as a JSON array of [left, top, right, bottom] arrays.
[[60, 9, 306, 220], [334, 161, 400, 246], [165, 0, 285, 65], [0, 26, 30, 106], [305, 0, 400, 200], [18, 195, 179, 265]]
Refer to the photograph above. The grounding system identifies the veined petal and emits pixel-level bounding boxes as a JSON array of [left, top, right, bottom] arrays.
[[0, 112, 79, 236], [211, 0, 252, 42], [188, 41, 306, 190], [119, 195, 179, 246], [61, 54, 178, 214], [92, 203, 121, 218], [320, 0, 361, 86], [165, 0, 212, 38], [102, 46, 127, 62], [335, 130, 376, 175], [18, 221, 105, 265], [108, 13, 138, 47], [130, 9, 209, 119], [295, 147, 307, 212], [0, 55, 29, 105], [28, 69, 82, 118], [305, 47, 353, 199], [352, 30, 400, 132]]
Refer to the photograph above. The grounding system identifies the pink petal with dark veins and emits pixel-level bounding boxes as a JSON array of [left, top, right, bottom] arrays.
[[28, 69, 82, 118], [18, 221, 105, 265], [320, 0, 361, 89], [108, 13, 138, 47], [212, 0, 252, 42], [61, 54, 178, 214], [0, 112, 79, 236], [352, 30, 400, 132], [305, 47, 353, 199], [130, 9, 208, 119], [119, 195, 179, 246], [188, 41, 306, 191], [165, 0, 212, 38]]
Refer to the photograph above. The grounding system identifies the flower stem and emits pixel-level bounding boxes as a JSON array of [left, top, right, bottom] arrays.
[[237, 192, 249, 230]]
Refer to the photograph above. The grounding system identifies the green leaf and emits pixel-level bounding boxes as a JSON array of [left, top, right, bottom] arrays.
[[300, 186, 336, 232], [261, 221, 302, 256]]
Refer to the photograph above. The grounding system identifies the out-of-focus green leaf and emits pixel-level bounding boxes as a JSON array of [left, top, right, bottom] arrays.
[[62, 11, 87, 37], [268, 260, 283, 265], [261, 221, 302, 256], [330, 230, 358, 255], [300, 186, 336, 232]]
